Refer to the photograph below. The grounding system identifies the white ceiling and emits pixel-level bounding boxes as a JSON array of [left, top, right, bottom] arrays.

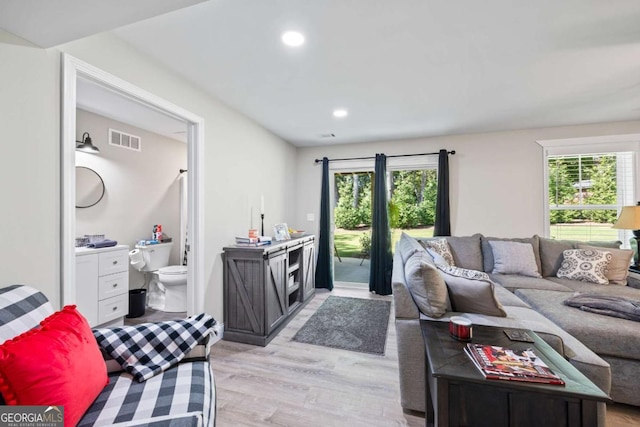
[[0, 0, 206, 48], [76, 78, 187, 143], [3, 1, 640, 147]]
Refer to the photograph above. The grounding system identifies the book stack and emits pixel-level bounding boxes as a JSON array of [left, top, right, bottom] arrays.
[[465, 343, 565, 385], [235, 236, 272, 247]]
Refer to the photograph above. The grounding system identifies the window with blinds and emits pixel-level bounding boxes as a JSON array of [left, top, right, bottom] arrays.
[[548, 152, 634, 242]]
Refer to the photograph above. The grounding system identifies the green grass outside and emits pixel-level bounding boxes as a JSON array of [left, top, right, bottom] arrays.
[[334, 227, 434, 258], [549, 223, 619, 241], [335, 223, 620, 258]]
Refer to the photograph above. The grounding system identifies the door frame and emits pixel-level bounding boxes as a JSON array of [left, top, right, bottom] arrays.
[[60, 53, 205, 314]]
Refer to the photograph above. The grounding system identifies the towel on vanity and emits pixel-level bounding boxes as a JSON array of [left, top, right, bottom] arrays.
[[87, 239, 118, 248]]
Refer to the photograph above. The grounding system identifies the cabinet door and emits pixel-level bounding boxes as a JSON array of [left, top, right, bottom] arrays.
[[265, 251, 287, 333], [302, 241, 316, 300], [76, 254, 99, 327]]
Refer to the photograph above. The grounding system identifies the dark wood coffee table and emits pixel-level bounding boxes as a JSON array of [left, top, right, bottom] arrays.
[[420, 320, 611, 427]]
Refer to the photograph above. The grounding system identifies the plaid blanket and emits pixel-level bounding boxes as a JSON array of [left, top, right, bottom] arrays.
[[78, 361, 215, 427], [93, 313, 216, 382]]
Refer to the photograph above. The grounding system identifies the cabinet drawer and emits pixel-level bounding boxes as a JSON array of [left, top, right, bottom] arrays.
[[99, 250, 129, 276], [98, 293, 129, 325], [98, 272, 129, 300]]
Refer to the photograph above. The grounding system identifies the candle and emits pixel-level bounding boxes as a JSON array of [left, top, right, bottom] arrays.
[[261, 195, 265, 214]]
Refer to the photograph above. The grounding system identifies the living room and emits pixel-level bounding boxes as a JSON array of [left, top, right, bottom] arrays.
[[1, 1, 640, 426]]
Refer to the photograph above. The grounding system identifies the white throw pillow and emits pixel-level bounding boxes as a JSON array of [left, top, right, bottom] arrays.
[[421, 238, 455, 266], [489, 240, 541, 278], [556, 248, 612, 285], [577, 244, 632, 286]]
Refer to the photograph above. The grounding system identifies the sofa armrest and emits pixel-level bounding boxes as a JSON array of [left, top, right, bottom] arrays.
[[392, 250, 420, 319]]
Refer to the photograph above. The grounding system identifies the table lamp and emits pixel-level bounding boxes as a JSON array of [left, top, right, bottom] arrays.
[[612, 203, 640, 267]]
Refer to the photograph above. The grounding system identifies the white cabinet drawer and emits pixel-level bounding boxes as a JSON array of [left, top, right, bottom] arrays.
[[98, 272, 129, 300], [99, 250, 128, 276], [98, 293, 129, 325]]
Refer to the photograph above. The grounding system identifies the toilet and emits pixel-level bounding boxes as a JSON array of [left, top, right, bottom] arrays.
[[129, 242, 188, 313]]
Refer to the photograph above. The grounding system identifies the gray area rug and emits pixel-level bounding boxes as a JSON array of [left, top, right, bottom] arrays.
[[292, 296, 391, 355]]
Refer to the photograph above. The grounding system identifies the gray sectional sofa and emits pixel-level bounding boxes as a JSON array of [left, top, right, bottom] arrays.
[[392, 233, 640, 422]]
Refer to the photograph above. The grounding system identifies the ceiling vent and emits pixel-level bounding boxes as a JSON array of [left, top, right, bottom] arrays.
[[109, 128, 141, 152]]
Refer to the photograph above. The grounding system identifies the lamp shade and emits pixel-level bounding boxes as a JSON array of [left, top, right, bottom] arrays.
[[612, 205, 640, 230], [76, 132, 99, 154]]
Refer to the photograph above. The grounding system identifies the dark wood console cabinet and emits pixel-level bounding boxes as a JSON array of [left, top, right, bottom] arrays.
[[223, 235, 315, 346]]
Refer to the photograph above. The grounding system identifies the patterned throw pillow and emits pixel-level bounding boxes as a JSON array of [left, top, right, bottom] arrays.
[[557, 249, 612, 285], [421, 238, 456, 266], [435, 264, 491, 282]]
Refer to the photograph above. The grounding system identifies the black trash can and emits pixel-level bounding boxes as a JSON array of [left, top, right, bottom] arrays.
[[127, 289, 147, 318]]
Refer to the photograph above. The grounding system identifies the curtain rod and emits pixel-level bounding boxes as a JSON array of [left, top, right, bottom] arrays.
[[313, 150, 455, 164]]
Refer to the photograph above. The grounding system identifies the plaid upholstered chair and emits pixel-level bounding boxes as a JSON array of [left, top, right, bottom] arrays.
[[0, 285, 216, 427]]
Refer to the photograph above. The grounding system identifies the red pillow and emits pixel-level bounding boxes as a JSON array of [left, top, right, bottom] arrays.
[[0, 305, 108, 427]]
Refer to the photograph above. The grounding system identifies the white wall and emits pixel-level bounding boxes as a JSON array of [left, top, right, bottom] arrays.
[[295, 121, 640, 240], [76, 109, 187, 288], [0, 30, 297, 318]]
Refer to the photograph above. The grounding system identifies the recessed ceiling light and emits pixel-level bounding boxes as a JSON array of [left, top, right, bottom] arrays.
[[281, 31, 305, 47], [333, 109, 348, 118]]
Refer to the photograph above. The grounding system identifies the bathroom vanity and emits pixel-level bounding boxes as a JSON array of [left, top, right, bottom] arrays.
[[75, 245, 130, 327], [222, 235, 315, 346]]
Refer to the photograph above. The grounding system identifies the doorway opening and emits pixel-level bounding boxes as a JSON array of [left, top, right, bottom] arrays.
[[61, 53, 205, 320], [331, 163, 438, 285]]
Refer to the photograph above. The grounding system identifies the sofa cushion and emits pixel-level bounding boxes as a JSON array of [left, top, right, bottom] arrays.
[[538, 237, 574, 278], [446, 234, 484, 271], [436, 266, 507, 317], [482, 236, 541, 275], [578, 244, 633, 286], [0, 305, 108, 427], [78, 360, 215, 427], [397, 232, 427, 264], [493, 284, 531, 308], [537, 236, 622, 277], [404, 252, 449, 318], [547, 276, 640, 299], [515, 289, 640, 361], [420, 238, 455, 266], [557, 249, 612, 285], [489, 274, 573, 293], [489, 240, 542, 278]]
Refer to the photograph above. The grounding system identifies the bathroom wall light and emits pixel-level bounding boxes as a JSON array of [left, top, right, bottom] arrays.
[[76, 132, 100, 154]]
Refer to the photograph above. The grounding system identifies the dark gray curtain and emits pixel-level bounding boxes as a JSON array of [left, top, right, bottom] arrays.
[[433, 149, 451, 236], [369, 154, 393, 295], [315, 157, 333, 290]]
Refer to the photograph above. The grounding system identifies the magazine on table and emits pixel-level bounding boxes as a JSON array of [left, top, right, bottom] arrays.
[[465, 343, 565, 386]]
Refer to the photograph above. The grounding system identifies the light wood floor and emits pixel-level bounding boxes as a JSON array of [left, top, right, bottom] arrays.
[[210, 283, 640, 427]]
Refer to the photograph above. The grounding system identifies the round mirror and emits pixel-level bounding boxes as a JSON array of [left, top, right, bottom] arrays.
[[76, 166, 105, 208]]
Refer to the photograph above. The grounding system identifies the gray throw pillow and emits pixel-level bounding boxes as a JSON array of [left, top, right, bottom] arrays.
[[435, 265, 507, 317], [397, 232, 427, 264], [482, 236, 541, 275], [489, 240, 542, 278], [404, 252, 449, 317]]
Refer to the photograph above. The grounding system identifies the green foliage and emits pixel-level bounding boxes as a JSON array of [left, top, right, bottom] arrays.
[[359, 232, 371, 255], [334, 169, 438, 230], [334, 173, 372, 229], [548, 155, 618, 225]]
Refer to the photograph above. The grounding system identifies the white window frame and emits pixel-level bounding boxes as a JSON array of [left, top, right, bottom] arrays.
[[537, 134, 640, 243]]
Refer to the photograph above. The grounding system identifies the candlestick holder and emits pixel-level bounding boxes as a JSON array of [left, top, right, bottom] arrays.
[[261, 214, 265, 237]]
